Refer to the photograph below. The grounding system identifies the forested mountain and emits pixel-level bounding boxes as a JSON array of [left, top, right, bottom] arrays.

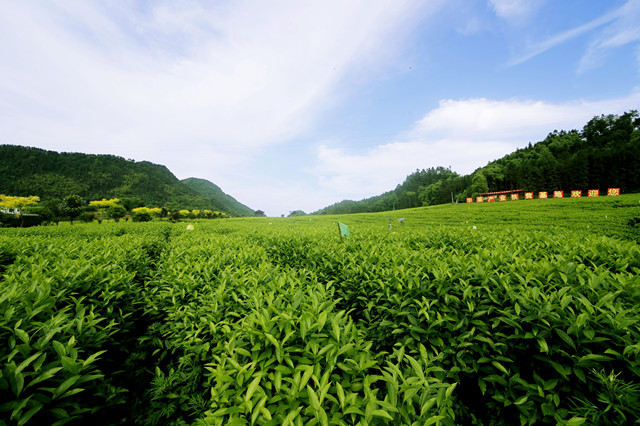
[[314, 167, 470, 215], [314, 110, 640, 215], [0, 145, 254, 215], [181, 177, 254, 217]]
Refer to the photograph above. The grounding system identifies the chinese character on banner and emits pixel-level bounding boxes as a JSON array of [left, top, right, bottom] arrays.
[[488, 196, 495, 202], [539, 191, 548, 199], [511, 194, 519, 201], [499, 195, 507, 201], [525, 192, 534, 199], [607, 188, 620, 196], [588, 189, 599, 197], [554, 191, 564, 198], [466, 197, 473, 203], [571, 190, 582, 198], [476, 196, 483, 203]]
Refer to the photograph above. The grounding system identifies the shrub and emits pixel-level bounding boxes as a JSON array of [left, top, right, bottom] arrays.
[[106, 205, 127, 222], [133, 212, 153, 222], [78, 212, 95, 223]]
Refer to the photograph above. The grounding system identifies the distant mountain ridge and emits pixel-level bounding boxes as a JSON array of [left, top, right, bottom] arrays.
[[0, 144, 254, 216]]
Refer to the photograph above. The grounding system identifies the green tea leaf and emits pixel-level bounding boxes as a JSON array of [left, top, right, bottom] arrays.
[[245, 375, 262, 402], [537, 337, 549, 353], [371, 409, 394, 420], [15, 329, 29, 345], [424, 415, 445, 425], [514, 395, 528, 405], [555, 329, 575, 350], [17, 403, 42, 426], [15, 352, 42, 375], [492, 360, 509, 375], [53, 375, 80, 399], [336, 382, 346, 409]]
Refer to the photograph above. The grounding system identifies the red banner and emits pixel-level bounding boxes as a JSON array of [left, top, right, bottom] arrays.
[[480, 189, 524, 195], [469, 189, 619, 204], [469, 188, 617, 204]]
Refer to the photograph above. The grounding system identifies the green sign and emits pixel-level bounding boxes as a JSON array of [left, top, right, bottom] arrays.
[[338, 222, 351, 239]]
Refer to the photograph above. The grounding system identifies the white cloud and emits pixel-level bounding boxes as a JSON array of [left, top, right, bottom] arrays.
[[313, 93, 640, 206], [0, 1, 433, 164], [489, 0, 544, 21], [0, 1, 444, 216], [249, 86, 640, 215], [315, 140, 511, 197], [2, 2, 638, 217], [415, 98, 594, 139]]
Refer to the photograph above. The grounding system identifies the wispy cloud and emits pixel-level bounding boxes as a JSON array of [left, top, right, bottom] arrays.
[[0, 1, 433, 173], [509, 0, 638, 67], [489, 0, 545, 22], [2, 2, 638, 216], [578, 0, 640, 72]]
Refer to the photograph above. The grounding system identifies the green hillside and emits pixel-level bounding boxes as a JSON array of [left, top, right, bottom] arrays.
[[315, 110, 640, 215], [305, 193, 640, 242], [0, 144, 253, 215], [181, 177, 254, 217]]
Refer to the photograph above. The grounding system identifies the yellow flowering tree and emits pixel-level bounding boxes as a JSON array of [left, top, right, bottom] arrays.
[[132, 207, 162, 216], [211, 211, 230, 219], [0, 195, 40, 215], [88, 198, 122, 222], [132, 207, 162, 222], [89, 198, 121, 209]]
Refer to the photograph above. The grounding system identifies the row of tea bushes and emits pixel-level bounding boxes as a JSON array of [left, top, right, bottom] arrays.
[[248, 226, 640, 424], [139, 232, 455, 425], [0, 225, 172, 425], [1, 219, 639, 424]]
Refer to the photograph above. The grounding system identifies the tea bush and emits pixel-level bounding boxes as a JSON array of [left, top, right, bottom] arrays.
[[1, 202, 639, 425]]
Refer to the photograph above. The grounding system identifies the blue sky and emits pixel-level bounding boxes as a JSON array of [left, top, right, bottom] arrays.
[[1, 0, 639, 216]]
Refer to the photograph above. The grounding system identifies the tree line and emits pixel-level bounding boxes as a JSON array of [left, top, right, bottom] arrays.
[[0, 195, 232, 227]]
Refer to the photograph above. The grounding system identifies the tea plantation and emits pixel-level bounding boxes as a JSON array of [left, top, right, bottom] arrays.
[[1, 195, 639, 425]]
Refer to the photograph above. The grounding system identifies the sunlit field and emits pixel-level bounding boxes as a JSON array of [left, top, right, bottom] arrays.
[[1, 194, 639, 425]]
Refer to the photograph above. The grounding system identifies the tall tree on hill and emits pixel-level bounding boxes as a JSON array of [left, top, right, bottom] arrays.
[[61, 195, 84, 224], [470, 172, 488, 195]]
